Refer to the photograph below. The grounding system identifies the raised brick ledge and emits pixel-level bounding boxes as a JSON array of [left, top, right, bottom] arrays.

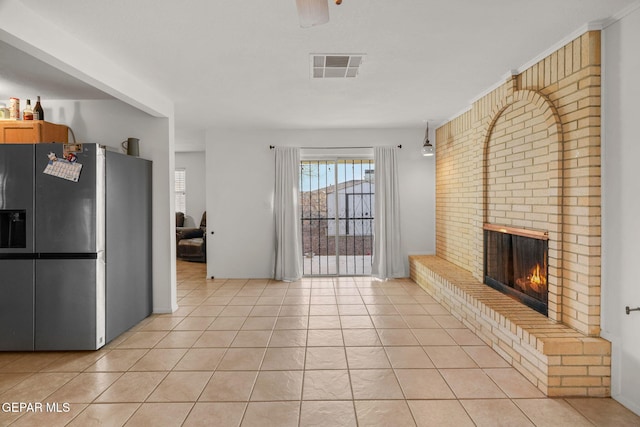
[[409, 255, 611, 397]]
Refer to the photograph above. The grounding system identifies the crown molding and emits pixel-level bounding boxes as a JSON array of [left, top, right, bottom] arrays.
[[608, 0, 640, 24]]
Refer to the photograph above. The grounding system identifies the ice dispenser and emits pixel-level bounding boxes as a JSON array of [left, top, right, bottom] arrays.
[[0, 210, 26, 248]]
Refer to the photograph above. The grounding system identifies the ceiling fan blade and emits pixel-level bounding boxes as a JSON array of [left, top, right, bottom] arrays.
[[296, 0, 329, 28]]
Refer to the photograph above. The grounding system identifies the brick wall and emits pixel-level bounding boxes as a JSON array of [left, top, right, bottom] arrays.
[[435, 31, 602, 336]]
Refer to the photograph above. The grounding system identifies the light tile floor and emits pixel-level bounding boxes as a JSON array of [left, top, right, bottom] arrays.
[[1, 260, 639, 426]]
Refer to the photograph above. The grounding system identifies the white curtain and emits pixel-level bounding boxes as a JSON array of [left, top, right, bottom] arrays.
[[274, 147, 303, 281], [372, 146, 405, 279]]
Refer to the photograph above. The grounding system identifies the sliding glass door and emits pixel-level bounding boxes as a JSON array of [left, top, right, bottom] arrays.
[[300, 159, 374, 276]]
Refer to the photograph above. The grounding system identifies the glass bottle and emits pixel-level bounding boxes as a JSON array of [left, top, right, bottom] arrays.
[[33, 96, 44, 121], [23, 99, 33, 120]]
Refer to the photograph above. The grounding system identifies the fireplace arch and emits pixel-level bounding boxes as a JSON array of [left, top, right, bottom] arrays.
[[481, 87, 564, 322]]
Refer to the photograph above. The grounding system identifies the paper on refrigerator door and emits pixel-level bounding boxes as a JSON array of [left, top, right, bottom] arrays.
[[43, 159, 83, 182]]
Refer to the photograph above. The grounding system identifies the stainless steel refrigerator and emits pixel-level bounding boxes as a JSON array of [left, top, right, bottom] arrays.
[[0, 143, 152, 351]]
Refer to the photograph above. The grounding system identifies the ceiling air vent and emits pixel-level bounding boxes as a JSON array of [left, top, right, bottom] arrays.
[[311, 54, 365, 78]]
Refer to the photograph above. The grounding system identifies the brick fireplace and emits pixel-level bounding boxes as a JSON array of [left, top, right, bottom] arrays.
[[411, 30, 611, 396]]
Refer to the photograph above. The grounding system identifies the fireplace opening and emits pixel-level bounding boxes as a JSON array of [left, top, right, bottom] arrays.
[[484, 224, 548, 316]]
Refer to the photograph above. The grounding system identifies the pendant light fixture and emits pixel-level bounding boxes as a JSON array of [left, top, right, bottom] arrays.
[[296, 0, 342, 28], [422, 122, 434, 156], [296, 0, 329, 28]]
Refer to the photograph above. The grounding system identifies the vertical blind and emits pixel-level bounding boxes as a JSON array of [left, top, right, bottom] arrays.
[[175, 169, 186, 214]]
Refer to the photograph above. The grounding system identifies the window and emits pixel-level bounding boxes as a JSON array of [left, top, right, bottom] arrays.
[[175, 168, 186, 214]]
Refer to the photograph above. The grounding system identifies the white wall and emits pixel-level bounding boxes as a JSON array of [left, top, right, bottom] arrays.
[[602, 5, 640, 415], [205, 128, 435, 279], [47, 99, 177, 313], [175, 152, 206, 228], [176, 129, 206, 152]]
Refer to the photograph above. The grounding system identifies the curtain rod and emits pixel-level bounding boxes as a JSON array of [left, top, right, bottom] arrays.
[[269, 145, 401, 149]]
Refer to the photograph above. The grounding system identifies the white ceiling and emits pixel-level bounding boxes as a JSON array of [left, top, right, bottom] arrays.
[[2, 0, 638, 136]]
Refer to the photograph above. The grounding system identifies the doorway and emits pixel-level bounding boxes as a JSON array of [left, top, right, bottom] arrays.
[[300, 159, 374, 276]]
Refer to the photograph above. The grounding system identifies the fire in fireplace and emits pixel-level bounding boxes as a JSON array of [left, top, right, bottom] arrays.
[[483, 224, 548, 315]]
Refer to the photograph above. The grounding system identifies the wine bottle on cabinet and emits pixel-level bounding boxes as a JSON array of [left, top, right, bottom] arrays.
[[23, 99, 33, 120], [34, 96, 44, 121]]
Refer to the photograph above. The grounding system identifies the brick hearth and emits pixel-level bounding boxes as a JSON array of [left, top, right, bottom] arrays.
[[410, 256, 610, 397]]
